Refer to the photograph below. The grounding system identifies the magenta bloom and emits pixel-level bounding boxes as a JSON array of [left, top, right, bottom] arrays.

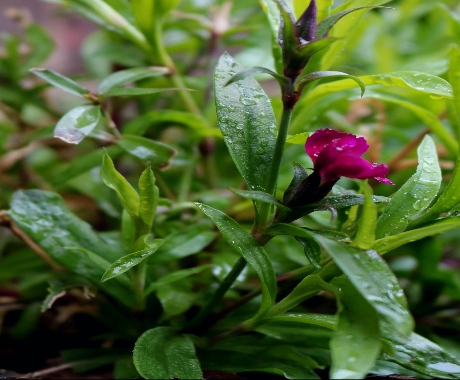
[[305, 129, 393, 185]]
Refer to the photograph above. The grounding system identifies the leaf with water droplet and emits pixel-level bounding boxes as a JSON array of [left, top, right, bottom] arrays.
[[54, 105, 101, 144], [376, 135, 441, 238], [101, 238, 164, 282], [138, 167, 158, 229]]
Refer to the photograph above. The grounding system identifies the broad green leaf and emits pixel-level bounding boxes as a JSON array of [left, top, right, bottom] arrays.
[[297, 71, 365, 96], [150, 224, 216, 264], [30, 68, 89, 97], [101, 151, 140, 218], [258, 313, 337, 330], [138, 168, 158, 228], [214, 53, 277, 195], [411, 46, 460, 227], [196, 203, 276, 319], [102, 87, 189, 98], [330, 278, 381, 379], [54, 105, 101, 144], [230, 188, 289, 211], [98, 66, 169, 93], [133, 327, 202, 379], [143, 265, 212, 297], [352, 181, 377, 249], [259, 0, 284, 74], [101, 239, 163, 282], [373, 217, 460, 254], [381, 324, 460, 379], [116, 134, 176, 170], [8, 190, 132, 307], [376, 135, 441, 239], [266, 224, 414, 336]]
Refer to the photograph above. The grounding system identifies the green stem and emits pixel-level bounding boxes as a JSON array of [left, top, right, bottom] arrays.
[[132, 260, 147, 311], [187, 256, 247, 329]]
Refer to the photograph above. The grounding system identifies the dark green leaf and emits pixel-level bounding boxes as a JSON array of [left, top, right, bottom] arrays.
[[103, 87, 191, 97], [133, 327, 202, 379], [225, 66, 287, 87], [294, 37, 340, 63], [230, 188, 289, 211], [54, 105, 101, 144], [258, 313, 337, 330], [196, 203, 276, 319], [30, 68, 89, 97], [116, 134, 176, 170], [214, 53, 277, 196], [297, 70, 365, 96], [296, 236, 322, 269], [376, 135, 441, 238], [283, 162, 308, 202], [138, 167, 158, 228]]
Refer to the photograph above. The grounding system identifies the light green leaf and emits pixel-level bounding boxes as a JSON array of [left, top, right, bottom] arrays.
[[54, 105, 101, 144], [352, 181, 377, 249], [214, 52, 277, 196], [286, 132, 310, 144], [101, 151, 140, 218], [259, 0, 284, 74], [101, 239, 163, 282], [330, 277, 381, 379], [98, 66, 169, 94], [258, 313, 337, 330], [138, 168, 158, 228], [297, 71, 365, 96], [133, 327, 203, 379], [196, 203, 277, 319], [376, 135, 441, 239], [30, 68, 89, 97]]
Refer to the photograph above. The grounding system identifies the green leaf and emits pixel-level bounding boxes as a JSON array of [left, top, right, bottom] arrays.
[[100, 150, 140, 218], [101, 239, 163, 282], [373, 216, 460, 254], [376, 135, 441, 239], [296, 236, 322, 269], [316, 6, 389, 38], [410, 46, 460, 227], [54, 105, 101, 144], [138, 168, 158, 228], [214, 53, 277, 195], [121, 210, 136, 253], [294, 37, 340, 63], [23, 24, 54, 71], [8, 190, 132, 307], [116, 134, 176, 170], [226, 66, 288, 87], [30, 68, 90, 97], [381, 324, 460, 379], [259, 313, 337, 330], [297, 71, 365, 96], [133, 327, 202, 379], [196, 203, 276, 319], [352, 181, 377, 249], [259, 0, 284, 75], [286, 132, 310, 144], [98, 66, 169, 94], [103, 87, 190, 98], [330, 277, 381, 379], [230, 188, 289, 211]]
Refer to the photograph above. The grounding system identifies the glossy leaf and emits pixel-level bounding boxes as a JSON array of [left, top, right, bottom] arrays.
[[411, 46, 460, 227], [230, 188, 289, 211], [376, 135, 441, 239], [102, 87, 190, 98], [352, 181, 377, 249], [214, 52, 277, 195], [196, 203, 277, 319], [8, 190, 132, 307], [330, 277, 381, 379], [101, 239, 163, 282], [283, 162, 308, 203], [297, 71, 365, 96], [133, 327, 202, 379], [98, 66, 169, 94], [373, 216, 460, 254], [294, 37, 339, 65], [54, 105, 101, 144], [258, 313, 337, 330], [116, 134, 176, 170], [138, 168, 158, 228], [296, 236, 322, 269], [101, 151, 140, 218], [259, 0, 284, 74], [225, 66, 287, 87], [121, 210, 136, 253], [30, 68, 89, 97]]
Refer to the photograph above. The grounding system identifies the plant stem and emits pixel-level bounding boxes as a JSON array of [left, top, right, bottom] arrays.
[[187, 256, 246, 329], [132, 260, 147, 311]]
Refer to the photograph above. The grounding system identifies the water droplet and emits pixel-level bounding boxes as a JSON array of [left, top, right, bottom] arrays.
[[240, 94, 257, 106]]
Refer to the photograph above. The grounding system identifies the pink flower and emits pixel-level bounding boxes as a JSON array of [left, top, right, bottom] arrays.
[[305, 129, 394, 185]]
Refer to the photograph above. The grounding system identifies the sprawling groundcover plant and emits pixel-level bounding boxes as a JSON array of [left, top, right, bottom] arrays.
[[1, 0, 460, 378]]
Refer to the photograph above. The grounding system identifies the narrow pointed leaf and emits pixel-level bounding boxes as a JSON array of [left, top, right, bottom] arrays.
[[352, 181, 377, 249], [30, 68, 90, 97], [330, 277, 381, 380], [54, 105, 101, 144], [98, 66, 169, 94], [101, 151, 140, 218], [259, 0, 284, 74], [138, 168, 158, 228], [196, 203, 276, 318], [376, 135, 441, 238], [294, 37, 339, 63], [297, 71, 365, 96], [103, 87, 191, 97], [283, 162, 309, 203], [214, 53, 277, 195], [101, 239, 163, 282], [258, 313, 337, 330], [133, 327, 202, 379], [225, 66, 287, 87], [230, 188, 289, 211]]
